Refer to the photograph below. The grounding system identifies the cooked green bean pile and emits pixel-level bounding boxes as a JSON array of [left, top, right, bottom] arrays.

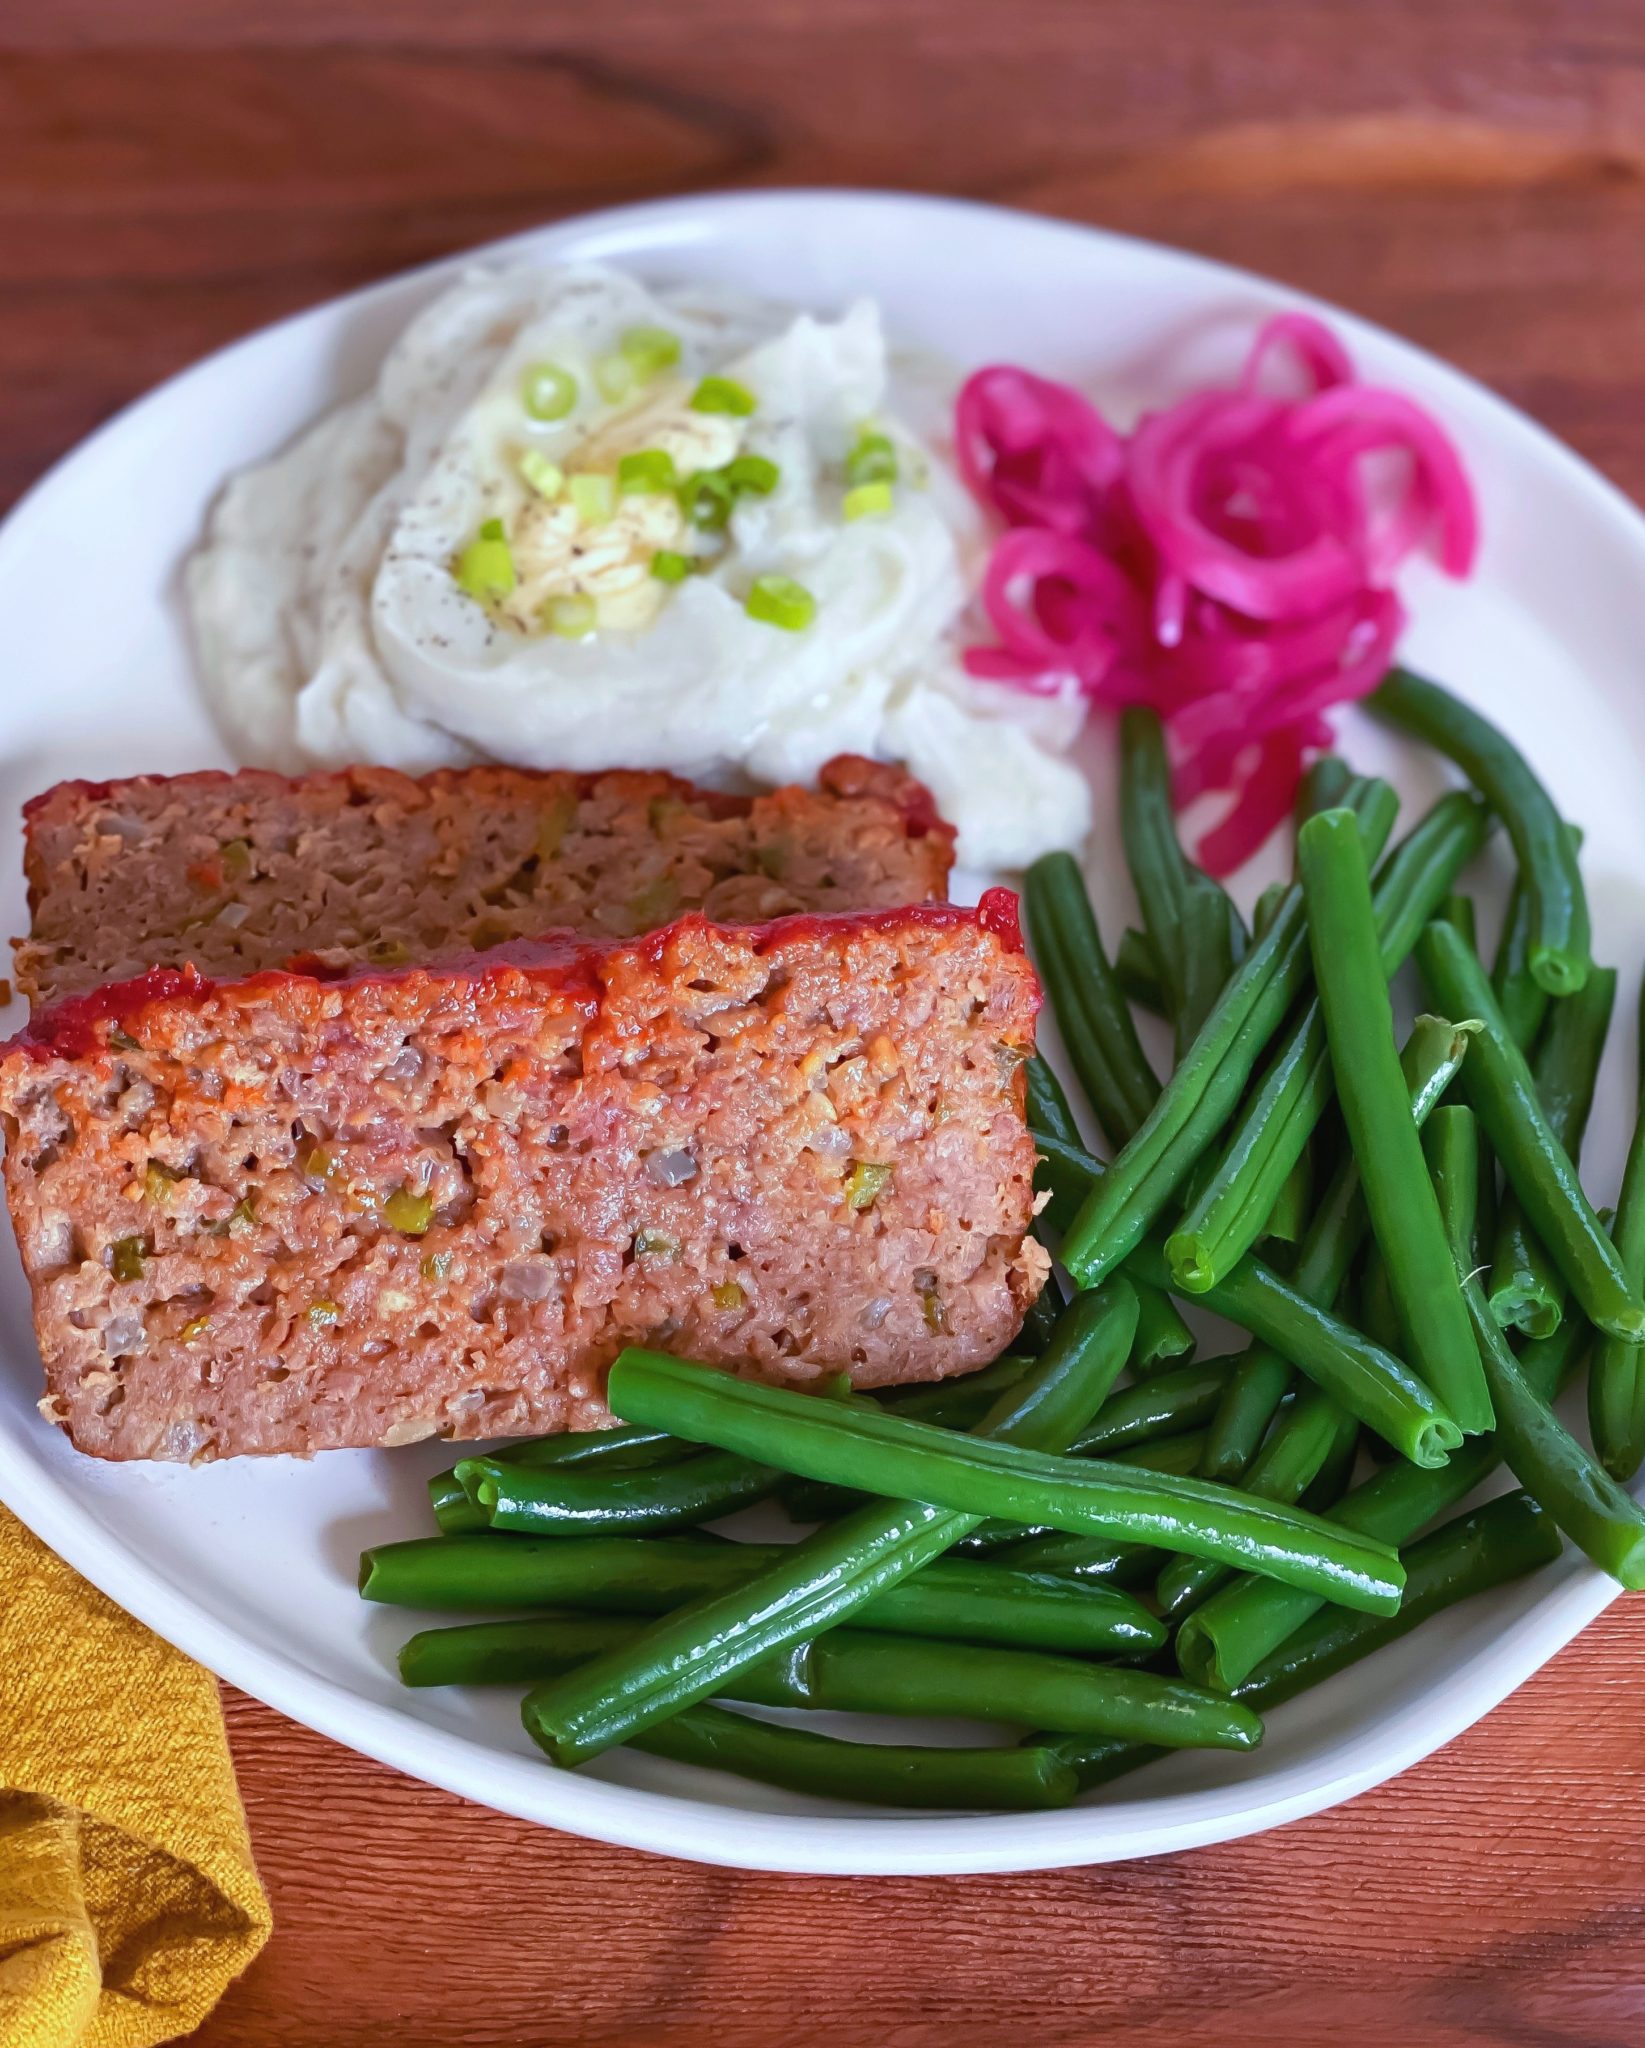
[[360, 669, 1644, 1817]]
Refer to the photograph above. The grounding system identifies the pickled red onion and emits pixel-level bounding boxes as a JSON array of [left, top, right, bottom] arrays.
[[958, 312, 1477, 871]]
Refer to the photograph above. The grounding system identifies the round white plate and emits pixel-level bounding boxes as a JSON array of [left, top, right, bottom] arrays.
[[2, 191, 1643, 1877]]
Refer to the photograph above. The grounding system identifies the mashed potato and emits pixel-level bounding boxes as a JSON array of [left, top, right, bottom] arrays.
[[187, 262, 1090, 867]]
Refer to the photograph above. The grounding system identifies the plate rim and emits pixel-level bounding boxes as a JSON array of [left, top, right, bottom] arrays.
[[0, 184, 1633, 1875]]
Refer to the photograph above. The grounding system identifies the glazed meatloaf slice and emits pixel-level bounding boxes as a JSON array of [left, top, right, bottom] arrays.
[[0, 896, 1045, 1462], [14, 754, 954, 1007]]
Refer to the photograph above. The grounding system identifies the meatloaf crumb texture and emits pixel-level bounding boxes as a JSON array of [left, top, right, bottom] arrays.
[[14, 755, 954, 1007], [0, 903, 1043, 1461]]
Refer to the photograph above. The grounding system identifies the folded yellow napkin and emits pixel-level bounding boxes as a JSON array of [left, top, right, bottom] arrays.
[[0, 1506, 271, 2047]]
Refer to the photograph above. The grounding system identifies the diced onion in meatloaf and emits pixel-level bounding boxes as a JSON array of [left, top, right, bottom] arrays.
[[0, 899, 1046, 1461]]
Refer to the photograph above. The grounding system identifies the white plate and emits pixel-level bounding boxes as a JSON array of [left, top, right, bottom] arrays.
[[2, 190, 1643, 1877]]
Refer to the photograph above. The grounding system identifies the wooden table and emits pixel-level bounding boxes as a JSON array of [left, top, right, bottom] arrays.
[[7, 2, 1645, 2039]]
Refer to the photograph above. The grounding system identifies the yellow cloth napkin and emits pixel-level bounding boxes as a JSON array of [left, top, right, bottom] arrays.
[[0, 1506, 271, 2047]]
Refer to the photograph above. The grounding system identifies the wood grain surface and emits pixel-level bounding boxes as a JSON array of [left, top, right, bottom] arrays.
[[5, 1, 1645, 2040]]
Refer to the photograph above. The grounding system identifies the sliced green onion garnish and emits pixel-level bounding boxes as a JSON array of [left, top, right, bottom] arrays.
[[725, 454, 779, 496], [520, 362, 578, 422], [845, 429, 898, 486], [690, 375, 756, 416], [518, 449, 564, 499], [745, 574, 816, 632], [568, 473, 615, 526], [651, 550, 695, 584], [453, 519, 516, 601], [594, 353, 636, 404], [619, 325, 682, 377], [617, 449, 679, 495], [545, 592, 597, 640], [678, 470, 737, 532], [843, 479, 894, 521]]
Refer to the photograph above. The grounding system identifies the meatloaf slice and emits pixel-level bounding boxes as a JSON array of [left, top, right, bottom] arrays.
[[0, 896, 1044, 1462], [14, 754, 954, 1008]]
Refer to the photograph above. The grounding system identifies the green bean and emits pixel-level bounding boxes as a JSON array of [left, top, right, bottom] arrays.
[[1045, 1115, 1466, 1465], [1023, 853, 1160, 1149], [454, 1445, 777, 1536], [1120, 706, 1246, 1054], [449, 1608, 1260, 1755], [1297, 754, 1354, 822], [1199, 1012, 1462, 1484], [1175, 1307, 1584, 1692], [1017, 1270, 1064, 1358], [638, 1702, 1081, 1811], [1301, 1412, 1362, 1510], [1484, 1347, 1645, 1587], [1026, 1108, 1188, 1371], [1237, 1490, 1563, 1702], [781, 1356, 1041, 1522], [1024, 1093, 1193, 1372], [1299, 809, 1492, 1434], [1129, 1233, 1462, 1468], [1491, 873, 1550, 1051], [1357, 1243, 1404, 1358], [1198, 1349, 1294, 1486], [1260, 1145, 1312, 1249], [1371, 666, 1590, 994], [956, 1424, 1214, 1558], [1168, 790, 1490, 1292], [361, 1532, 1165, 1655], [609, 1349, 1406, 1611], [1110, 1428, 1212, 1475], [1416, 919, 1645, 1341], [1115, 928, 1167, 1016], [402, 1613, 1092, 1809], [1488, 965, 1616, 1337], [881, 1355, 1033, 1421], [955, 1361, 1232, 1558], [1156, 1389, 1355, 1621], [1427, 1106, 1645, 1587], [1025, 1053, 1083, 1150], [429, 1423, 694, 1534], [1439, 892, 1477, 949], [1199, 1014, 1472, 1482], [769, 1631, 1259, 1751], [994, 1536, 1153, 1588], [1131, 1281, 1196, 1375], [1590, 971, 1645, 1479], [960, 1361, 1236, 1553], [1252, 881, 1290, 941], [1058, 776, 1400, 1288], [1054, 1490, 1564, 1786], [514, 1284, 1139, 1765], [1070, 1358, 1236, 1456]]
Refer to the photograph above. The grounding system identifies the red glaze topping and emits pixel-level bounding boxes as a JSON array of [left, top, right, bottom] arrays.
[[15, 963, 214, 1059], [975, 886, 1025, 953], [7, 897, 1029, 1062]]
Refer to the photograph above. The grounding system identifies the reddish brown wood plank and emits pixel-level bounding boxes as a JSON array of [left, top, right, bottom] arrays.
[[204, 1600, 1645, 2048], [5, 3, 1645, 2040]]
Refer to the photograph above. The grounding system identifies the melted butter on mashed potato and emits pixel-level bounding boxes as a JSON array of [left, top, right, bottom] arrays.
[[187, 263, 1090, 867]]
